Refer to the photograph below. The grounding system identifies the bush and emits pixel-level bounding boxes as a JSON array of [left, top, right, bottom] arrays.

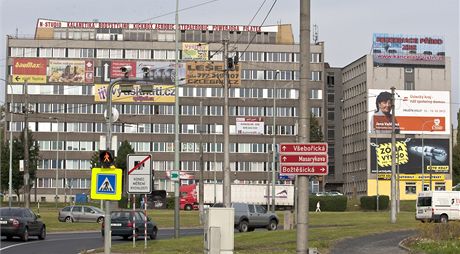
[[309, 196, 347, 211], [166, 197, 175, 209], [419, 222, 460, 241], [118, 195, 141, 209], [360, 195, 389, 210]]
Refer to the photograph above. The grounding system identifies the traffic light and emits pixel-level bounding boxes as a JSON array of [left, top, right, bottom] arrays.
[[227, 57, 234, 70], [99, 150, 115, 168]]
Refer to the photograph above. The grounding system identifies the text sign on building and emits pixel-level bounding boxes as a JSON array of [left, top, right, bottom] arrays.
[[12, 58, 47, 84], [127, 154, 153, 194], [280, 143, 328, 175], [236, 117, 264, 135]]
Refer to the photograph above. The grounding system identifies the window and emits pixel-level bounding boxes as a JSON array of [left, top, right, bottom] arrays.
[[53, 48, 66, 58], [311, 107, 322, 117], [309, 89, 323, 99], [110, 49, 123, 59], [125, 49, 138, 59], [404, 82, 415, 90], [405, 68, 413, 73], [39, 48, 53, 57], [405, 182, 416, 194], [24, 48, 37, 57], [96, 49, 110, 58], [435, 182, 446, 191], [310, 71, 322, 81], [311, 53, 322, 63]]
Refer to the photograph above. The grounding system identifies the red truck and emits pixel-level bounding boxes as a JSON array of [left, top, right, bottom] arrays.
[[179, 184, 199, 210]]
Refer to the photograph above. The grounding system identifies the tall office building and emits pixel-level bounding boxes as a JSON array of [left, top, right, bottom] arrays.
[[4, 19, 329, 202]]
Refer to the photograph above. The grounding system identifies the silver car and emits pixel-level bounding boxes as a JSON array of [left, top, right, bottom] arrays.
[[58, 205, 104, 223]]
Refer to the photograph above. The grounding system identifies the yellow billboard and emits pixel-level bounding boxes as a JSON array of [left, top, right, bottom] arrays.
[[377, 174, 445, 181], [182, 43, 209, 60], [94, 84, 176, 103]]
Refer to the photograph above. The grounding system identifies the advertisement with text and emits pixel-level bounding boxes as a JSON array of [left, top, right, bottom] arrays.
[[368, 89, 450, 134], [94, 84, 175, 103], [182, 43, 209, 60], [186, 62, 240, 86], [137, 61, 186, 85], [372, 33, 445, 66], [236, 117, 264, 135], [12, 58, 47, 84], [48, 59, 94, 83], [370, 138, 450, 174]]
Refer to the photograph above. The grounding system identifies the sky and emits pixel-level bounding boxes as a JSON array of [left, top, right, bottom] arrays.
[[0, 0, 458, 120]]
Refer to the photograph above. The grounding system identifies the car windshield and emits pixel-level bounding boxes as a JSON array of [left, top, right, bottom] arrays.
[[111, 211, 130, 220], [92, 207, 103, 213], [0, 208, 23, 216], [417, 197, 432, 207]]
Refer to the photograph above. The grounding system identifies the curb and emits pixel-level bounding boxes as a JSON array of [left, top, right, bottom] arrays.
[[398, 237, 413, 252]]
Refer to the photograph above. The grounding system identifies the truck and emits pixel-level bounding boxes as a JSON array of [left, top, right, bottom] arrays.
[[179, 183, 294, 210], [416, 191, 460, 223]]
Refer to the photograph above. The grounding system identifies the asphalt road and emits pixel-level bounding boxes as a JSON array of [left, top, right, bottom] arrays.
[[330, 230, 416, 254], [0, 228, 203, 254]]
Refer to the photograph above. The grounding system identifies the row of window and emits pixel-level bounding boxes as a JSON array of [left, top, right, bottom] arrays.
[[405, 182, 446, 194], [35, 178, 90, 189], [10, 47, 323, 63], [241, 70, 322, 81]]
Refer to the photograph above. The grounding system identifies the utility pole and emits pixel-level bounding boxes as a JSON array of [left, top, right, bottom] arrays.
[[173, 0, 181, 239], [390, 86, 397, 223], [23, 81, 30, 208], [199, 100, 204, 224], [298, 0, 311, 253], [223, 40, 231, 208]]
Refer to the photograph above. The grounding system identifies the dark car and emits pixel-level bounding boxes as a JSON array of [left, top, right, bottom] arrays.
[[58, 205, 105, 223], [0, 207, 46, 241], [101, 210, 158, 240]]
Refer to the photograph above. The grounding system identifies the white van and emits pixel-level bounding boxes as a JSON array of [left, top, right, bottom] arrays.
[[416, 191, 460, 223]]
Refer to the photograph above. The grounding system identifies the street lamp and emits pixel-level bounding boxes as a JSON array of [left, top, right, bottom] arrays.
[[50, 117, 59, 208], [271, 70, 280, 213]]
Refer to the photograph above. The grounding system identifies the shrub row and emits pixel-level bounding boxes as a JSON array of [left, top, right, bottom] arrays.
[[360, 195, 389, 210], [308, 196, 347, 211]]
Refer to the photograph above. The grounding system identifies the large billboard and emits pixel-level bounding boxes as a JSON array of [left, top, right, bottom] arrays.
[[186, 62, 240, 86], [236, 117, 264, 135], [94, 84, 175, 103], [12, 58, 47, 83], [182, 43, 209, 60], [48, 59, 94, 83], [136, 61, 186, 85], [370, 138, 449, 174], [372, 33, 445, 66], [368, 89, 450, 134]]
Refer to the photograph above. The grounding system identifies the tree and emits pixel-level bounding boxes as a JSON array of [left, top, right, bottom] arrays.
[[0, 129, 40, 201], [310, 114, 324, 142], [90, 151, 101, 169], [453, 110, 460, 185], [114, 140, 134, 170]]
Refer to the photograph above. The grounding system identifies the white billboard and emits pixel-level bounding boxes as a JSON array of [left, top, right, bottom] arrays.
[[368, 89, 450, 134], [236, 117, 264, 135]]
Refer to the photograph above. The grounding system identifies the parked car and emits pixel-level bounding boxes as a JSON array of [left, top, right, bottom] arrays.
[[0, 207, 46, 241], [101, 210, 158, 240], [213, 202, 279, 232], [58, 205, 105, 223], [315, 191, 343, 196]]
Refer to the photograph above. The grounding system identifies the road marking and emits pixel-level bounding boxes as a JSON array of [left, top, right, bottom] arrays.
[[0, 236, 100, 251]]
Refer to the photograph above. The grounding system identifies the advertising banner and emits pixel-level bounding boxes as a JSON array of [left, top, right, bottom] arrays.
[[182, 43, 209, 60], [370, 138, 450, 174], [136, 61, 186, 85], [236, 117, 264, 135], [186, 62, 240, 86], [110, 60, 137, 78], [372, 33, 445, 66], [94, 84, 175, 103], [368, 89, 450, 134], [48, 59, 94, 83], [12, 58, 47, 83]]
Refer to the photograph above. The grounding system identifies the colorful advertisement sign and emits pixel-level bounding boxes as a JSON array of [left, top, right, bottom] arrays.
[[186, 62, 240, 86], [94, 84, 175, 103], [48, 59, 94, 83], [368, 89, 450, 134], [110, 60, 137, 78], [370, 138, 450, 174], [236, 117, 264, 135], [182, 43, 209, 60], [136, 61, 186, 85], [12, 58, 47, 83], [372, 33, 445, 66]]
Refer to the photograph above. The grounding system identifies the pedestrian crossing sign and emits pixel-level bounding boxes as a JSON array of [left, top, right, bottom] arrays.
[[90, 168, 122, 200]]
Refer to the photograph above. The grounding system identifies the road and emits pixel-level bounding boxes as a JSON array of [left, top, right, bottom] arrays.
[[0, 228, 203, 254], [330, 229, 416, 254]]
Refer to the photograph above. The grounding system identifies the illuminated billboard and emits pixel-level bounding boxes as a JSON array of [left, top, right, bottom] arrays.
[[368, 89, 450, 134], [370, 138, 450, 174], [372, 33, 445, 66], [94, 84, 175, 103]]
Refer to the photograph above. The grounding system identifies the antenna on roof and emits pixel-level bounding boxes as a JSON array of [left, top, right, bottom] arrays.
[[15, 28, 18, 38], [313, 24, 319, 44]]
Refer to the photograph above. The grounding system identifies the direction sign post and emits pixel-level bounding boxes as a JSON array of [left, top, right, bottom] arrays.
[[279, 143, 329, 176]]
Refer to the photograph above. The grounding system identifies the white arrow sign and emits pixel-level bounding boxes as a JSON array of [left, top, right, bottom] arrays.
[[104, 63, 110, 82]]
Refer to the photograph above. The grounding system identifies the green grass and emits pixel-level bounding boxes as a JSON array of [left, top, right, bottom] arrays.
[[107, 211, 419, 254]]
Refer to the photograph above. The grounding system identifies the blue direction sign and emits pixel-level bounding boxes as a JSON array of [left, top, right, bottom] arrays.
[[91, 168, 122, 200]]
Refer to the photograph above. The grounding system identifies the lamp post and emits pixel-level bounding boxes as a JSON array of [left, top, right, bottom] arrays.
[[50, 117, 59, 208], [421, 120, 432, 192], [271, 70, 280, 213]]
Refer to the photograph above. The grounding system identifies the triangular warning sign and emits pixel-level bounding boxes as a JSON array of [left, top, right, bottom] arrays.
[[98, 177, 114, 192]]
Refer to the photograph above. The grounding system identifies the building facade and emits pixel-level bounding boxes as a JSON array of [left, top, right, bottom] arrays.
[[4, 19, 329, 202]]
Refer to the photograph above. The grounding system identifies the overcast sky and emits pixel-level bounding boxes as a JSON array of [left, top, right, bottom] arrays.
[[0, 0, 458, 119]]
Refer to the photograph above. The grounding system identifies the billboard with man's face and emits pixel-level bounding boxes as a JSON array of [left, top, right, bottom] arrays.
[[368, 89, 450, 135]]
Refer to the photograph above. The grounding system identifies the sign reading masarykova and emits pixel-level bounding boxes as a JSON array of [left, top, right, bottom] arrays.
[[372, 33, 445, 66]]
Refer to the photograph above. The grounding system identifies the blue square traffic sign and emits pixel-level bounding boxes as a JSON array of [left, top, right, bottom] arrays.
[[96, 174, 116, 195]]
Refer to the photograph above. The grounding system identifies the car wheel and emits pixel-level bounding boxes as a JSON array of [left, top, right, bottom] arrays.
[[440, 214, 448, 223], [97, 217, 104, 224], [21, 227, 29, 242], [267, 219, 278, 231], [184, 205, 192, 211], [38, 226, 46, 240], [238, 221, 249, 233], [150, 227, 158, 240], [65, 216, 73, 223]]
